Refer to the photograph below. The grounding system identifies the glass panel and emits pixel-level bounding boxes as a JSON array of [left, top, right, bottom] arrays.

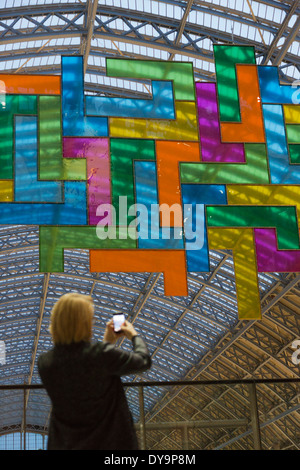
[[109, 101, 198, 140], [196, 82, 245, 162], [0, 95, 37, 179], [134, 160, 183, 248], [86, 80, 175, 119], [0, 74, 60, 95], [181, 184, 227, 272], [0, 182, 87, 225], [258, 66, 297, 104], [156, 140, 200, 225], [255, 228, 300, 272], [110, 138, 155, 225], [61, 56, 108, 137], [207, 228, 261, 319], [106, 58, 195, 101], [39, 226, 136, 272], [206, 205, 299, 250], [39, 96, 86, 181], [15, 115, 62, 202], [89, 249, 188, 297], [213, 45, 256, 122], [220, 65, 265, 143], [63, 137, 110, 226], [262, 104, 300, 184], [180, 143, 270, 184]]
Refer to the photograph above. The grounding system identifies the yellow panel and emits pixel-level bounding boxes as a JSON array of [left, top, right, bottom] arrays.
[[227, 184, 300, 222], [207, 227, 261, 320], [109, 101, 199, 141], [283, 105, 300, 124], [0, 181, 13, 201]]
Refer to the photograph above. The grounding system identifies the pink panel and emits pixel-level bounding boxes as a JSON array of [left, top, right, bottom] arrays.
[[63, 138, 111, 225], [255, 228, 300, 272]]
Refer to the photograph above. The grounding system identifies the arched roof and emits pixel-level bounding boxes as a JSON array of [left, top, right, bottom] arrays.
[[0, 0, 299, 450]]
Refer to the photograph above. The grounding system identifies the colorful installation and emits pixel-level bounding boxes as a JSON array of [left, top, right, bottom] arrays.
[[0, 45, 300, 320]]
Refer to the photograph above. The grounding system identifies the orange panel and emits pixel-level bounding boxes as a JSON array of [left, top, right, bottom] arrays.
[[0, 75, 61, 95], [156, 141, 200, 227], [220, 65, 265, 143], [90, 249, 188, 296]]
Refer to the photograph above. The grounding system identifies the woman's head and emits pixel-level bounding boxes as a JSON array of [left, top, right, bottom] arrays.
[[49, 293, 94, 345]]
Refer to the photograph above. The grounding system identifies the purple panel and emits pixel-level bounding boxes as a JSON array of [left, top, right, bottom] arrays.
[[196, 82, 245, 162], [255, 228, 300, 272], [63, 138, 111, 226]]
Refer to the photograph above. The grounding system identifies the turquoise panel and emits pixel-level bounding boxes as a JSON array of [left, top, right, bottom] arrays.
[[62, 56, 108, 137], [134, 160, 183, 248], [86, 81, 175, 119], [15, 116, 63, 202]]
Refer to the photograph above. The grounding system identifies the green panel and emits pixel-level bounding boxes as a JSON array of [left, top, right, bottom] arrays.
[[0, 95, 37, 179], [206, 205, 299, 250], [180, 144, 270, 184], [213, 45, 256, 122], [39, 226, 136, 272], [286, 124, 300, 143], [289, 144, 300, 164], [106, 59, 195, 101], [39, 96, 86, 180], [110, 138, 156, 225]]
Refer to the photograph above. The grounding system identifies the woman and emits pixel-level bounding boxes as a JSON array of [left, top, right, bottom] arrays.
[[38, 292, 151, 450]]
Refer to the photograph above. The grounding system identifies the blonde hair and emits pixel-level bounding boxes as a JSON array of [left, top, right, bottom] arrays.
[[49, 293, 94, 345]]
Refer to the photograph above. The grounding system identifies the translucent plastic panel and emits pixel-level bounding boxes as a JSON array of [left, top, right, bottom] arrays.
[[0, 95, 37, 179], [109, 101, 198, 140], [39, 96, 86, 181], [262, 104, 300, 184], [0, 75, 60, 95], [180, 143, 270, 184], [206, 205, 299, 250], [110, 138, 155, 225], [181, 184, 227, 272], [39, 226, 136, 272], [255, 228, 300, 272], [220, 65, 265, 143], [208, 228, 261, 319], [227, 185, 300, 222], [0, 182, 87, 225], [196, 82, 245, 162], [63, 138, 110, 226], [106, 58, 195, 101], [90, 249, 188, 297], [61, 56, 108, 137], [155, 140, 200, 226], [134, 160, 183, 249], [258, 66, 299, 104], [213, 45, 256, 122], [15, 115, 62, 202], [86, 81, 175, 119]]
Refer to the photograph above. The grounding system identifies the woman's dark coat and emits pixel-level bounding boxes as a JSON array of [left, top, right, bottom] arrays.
[[38, 335, 151, 450]]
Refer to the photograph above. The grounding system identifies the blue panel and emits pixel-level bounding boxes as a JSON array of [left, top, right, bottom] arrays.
[[86, 81, 175, 119], [134, 160, 183, 249], [62, 56, 108, 137], [0, 182, 87, 225], [262, 104, 300, 184], [15, 116, 63, 202], [258, 66, 298, 104], [181, 184, 227, 272]]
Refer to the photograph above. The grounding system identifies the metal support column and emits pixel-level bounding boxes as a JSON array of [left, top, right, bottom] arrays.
[[248, 382, 262, 450], [138, 385, 146, 450]]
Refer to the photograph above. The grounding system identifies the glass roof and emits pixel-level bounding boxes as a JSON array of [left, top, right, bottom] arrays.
[[0, 0, 299, 450]]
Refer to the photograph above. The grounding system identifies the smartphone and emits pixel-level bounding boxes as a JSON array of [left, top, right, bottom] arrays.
[[113, 313, 125, 333]]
